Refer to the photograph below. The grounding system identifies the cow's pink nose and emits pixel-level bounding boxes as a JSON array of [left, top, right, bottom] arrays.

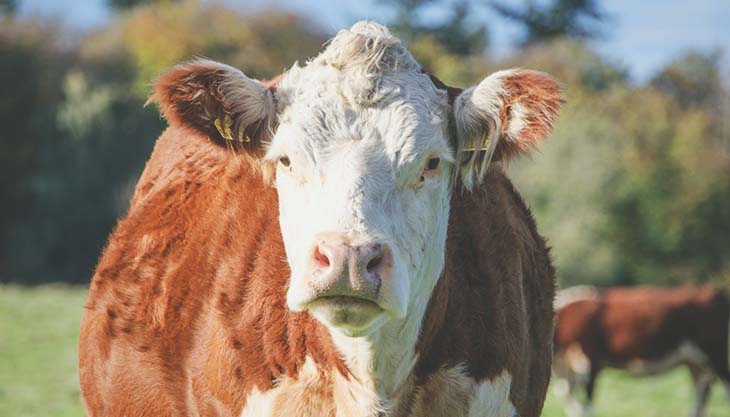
[[308, 233, 392, 299]]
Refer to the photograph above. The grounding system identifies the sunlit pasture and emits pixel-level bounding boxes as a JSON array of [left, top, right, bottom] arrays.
[[0, 285, 728, 417]]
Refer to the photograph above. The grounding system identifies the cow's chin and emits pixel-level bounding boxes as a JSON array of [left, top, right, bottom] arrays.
[[307, 297, 387, 337]]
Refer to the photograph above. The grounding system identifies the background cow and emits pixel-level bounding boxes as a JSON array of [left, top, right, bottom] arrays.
[[79, 21, 561, 417], [553, 285, 730, 417]]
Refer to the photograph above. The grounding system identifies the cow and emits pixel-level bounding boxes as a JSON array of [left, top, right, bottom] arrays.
[[553, 285, 730, 417], [79, 21, 561, 417]]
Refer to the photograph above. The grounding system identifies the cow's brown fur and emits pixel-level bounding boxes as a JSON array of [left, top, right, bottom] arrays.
[[79, 69, 556, 416], [497, 71, 562, 160]]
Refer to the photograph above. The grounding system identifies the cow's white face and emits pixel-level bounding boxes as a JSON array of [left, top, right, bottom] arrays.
[[268, 65, 453, 335], [152, 20, 561, 339]]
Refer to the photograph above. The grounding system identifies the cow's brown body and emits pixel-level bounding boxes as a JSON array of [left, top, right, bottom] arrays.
[[79, 125, 555, 417], [553, 286, 730, 417]]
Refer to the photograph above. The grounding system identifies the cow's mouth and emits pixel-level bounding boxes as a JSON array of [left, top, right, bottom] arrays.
[[307, 295, 384, 333], [314, 295, 380, 307]]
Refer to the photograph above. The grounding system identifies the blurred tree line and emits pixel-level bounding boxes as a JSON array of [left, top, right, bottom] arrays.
[[0, 1, 325, 283], [0, 0, 728, 287]]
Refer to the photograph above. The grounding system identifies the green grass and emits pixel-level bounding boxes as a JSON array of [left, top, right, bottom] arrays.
[[0, 285, 728, 417], [542, 368, 730, 417], [0, 285, 88, 417]]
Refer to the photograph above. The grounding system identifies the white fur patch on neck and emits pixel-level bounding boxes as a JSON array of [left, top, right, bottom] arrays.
[[239, 356, 382, 417], [406, 365, 517, 417], [240, 360, 516, 417], [468, 370, 517, 417]]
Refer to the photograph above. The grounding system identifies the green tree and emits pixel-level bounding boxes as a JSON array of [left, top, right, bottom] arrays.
[[509, 41, 730, 287], [490, 0, 608, 45], [0, 0, 17, 15], [378, 0, 488, 55], [0, 20, 70, 281], [0, 4, 326, 283], [652, 51, 723, 109], [107, 0, 179, 11]]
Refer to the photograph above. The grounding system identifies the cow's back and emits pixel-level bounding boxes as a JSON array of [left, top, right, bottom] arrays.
[[555, 286, 730, 374]]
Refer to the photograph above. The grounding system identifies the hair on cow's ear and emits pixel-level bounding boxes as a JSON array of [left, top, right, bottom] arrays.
[[452, 69, 562, 190], [148, 59, 277, 151]]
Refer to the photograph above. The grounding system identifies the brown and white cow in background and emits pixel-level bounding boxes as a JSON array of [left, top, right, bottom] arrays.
[[553, 285, 730, 417], [79, 22, 561, 417]]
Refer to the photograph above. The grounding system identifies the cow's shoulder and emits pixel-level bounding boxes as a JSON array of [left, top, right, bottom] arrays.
[[413, 166, 554, 417], [79, 126, 335, 415]]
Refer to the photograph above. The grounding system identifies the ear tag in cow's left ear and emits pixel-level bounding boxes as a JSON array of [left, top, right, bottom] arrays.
[[214, 115, 235, 141], [464, 132, 491, 152], [480, 133, 490, 151]]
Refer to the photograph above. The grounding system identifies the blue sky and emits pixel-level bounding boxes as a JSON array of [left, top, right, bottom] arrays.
[[18, 0, 730, 83]]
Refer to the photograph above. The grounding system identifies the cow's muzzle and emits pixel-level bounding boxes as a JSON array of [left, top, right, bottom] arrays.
[[298, 232, 393, 332]]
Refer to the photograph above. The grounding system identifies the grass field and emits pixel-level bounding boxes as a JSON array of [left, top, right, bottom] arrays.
[[1, 285, 729, 417]]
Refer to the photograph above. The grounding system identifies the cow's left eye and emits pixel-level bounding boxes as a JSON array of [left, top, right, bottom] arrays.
[[419, 157, 441, 183], [279, 156, 291, 168], [425, 157, 440, 171]]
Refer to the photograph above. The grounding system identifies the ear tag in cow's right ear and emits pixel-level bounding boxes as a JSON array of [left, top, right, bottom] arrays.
[[214, 115, 235, 141]]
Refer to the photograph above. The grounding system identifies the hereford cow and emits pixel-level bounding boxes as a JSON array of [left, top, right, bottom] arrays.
[[553, 286, 730, 417], [79, 22, 561, 417]]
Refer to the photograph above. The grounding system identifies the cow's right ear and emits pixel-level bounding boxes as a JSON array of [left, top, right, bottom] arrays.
[[149, 59, 277, 150]]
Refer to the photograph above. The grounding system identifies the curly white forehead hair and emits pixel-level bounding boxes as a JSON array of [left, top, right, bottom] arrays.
[[281, 21, 427, 107]]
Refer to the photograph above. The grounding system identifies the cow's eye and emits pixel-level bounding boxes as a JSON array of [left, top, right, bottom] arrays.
[[419, 157, 441, 183], [279, 156, 291, 168], [426, 157, 440, 171]]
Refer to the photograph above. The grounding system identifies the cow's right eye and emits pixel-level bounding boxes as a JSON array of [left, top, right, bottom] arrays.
[[279, 156, 291, 168]]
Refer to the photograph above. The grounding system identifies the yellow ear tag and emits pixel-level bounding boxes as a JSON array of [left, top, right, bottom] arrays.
[[214, 115, 235, 141], [464, 132, 491, 152], [214, 115, 253, 143]]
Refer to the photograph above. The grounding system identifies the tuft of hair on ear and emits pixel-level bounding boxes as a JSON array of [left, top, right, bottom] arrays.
[[147, 59, 277, 152], [453, 69, 562, 190]]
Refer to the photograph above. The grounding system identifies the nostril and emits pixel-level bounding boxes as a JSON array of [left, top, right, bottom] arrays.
[[366, 253, 383, 273], [365, 244, 384, 273], [313, 245, 330, 267]]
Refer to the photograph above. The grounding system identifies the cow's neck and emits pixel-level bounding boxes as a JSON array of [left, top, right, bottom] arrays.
[[328, 255, 446, 415], [328, 311, 420, 414]]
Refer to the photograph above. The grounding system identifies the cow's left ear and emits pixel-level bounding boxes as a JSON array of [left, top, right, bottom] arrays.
[[148, 59, 277, 152], [452, 69, 562, 189]]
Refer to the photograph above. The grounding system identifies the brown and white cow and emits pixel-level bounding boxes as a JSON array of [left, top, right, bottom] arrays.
[[553, 285, 730, 417], [79, 21, 561, 417]]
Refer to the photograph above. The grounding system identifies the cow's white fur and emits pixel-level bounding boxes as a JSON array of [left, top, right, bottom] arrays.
[[268, 22, 454, 405], [551, 343, 593, 417], [240, 356, 382, 417], [453, 73, 504, 189], [468, 370, 517, 417], [553, 285, 599, 310], [624, 341, 709, 376], [240, 358, 517, 417]]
